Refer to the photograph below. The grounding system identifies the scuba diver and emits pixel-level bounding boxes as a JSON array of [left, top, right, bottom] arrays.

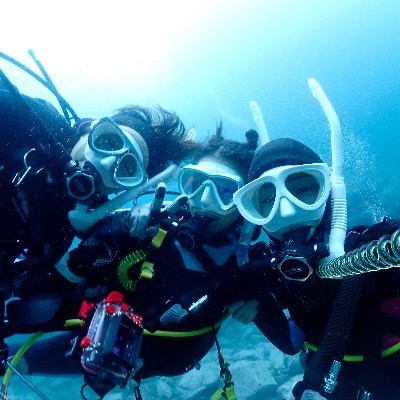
[[234, 140, 400, 400], [4, 125, 293, 400], [0, 50, 195, 291], [233, 81, 400, 400], [0, 51, 197, 377]]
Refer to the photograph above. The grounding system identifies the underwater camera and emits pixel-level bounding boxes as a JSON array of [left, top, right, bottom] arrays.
[[80, 291, 143, 388]]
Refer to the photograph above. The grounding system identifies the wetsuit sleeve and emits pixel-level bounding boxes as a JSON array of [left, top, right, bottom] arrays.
[[254, 291, 299, 355]]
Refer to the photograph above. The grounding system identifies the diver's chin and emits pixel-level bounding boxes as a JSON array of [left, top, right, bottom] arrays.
[[190, 209, 221, 219], [268, 224, 316, 243]]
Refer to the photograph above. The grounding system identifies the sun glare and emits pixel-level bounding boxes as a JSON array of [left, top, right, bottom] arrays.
[[2, 1, 222, 79]]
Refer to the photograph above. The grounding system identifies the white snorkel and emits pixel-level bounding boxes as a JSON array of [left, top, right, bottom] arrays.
[[68, 164, 178, 232], [236, 101, 271, 266], [308, 78, 347, 262], [249, 100, 270, 146]]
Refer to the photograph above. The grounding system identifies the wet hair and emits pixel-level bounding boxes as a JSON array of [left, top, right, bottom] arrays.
[[111, 105, 198, 177], [194, 122, 259, 182]]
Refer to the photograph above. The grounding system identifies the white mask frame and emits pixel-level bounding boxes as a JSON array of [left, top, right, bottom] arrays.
[[233, 163, 331, 226]]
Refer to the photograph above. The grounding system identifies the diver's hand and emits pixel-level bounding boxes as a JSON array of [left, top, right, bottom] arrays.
[[129, 203, 157, 240], [129, 183, 166, 240], [228, 299, 259, 325], [300, 390, 327, 400], [292, 381, 328, 400]]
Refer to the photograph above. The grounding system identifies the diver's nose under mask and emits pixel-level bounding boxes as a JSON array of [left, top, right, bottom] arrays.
[[179, 163, 243, 215]]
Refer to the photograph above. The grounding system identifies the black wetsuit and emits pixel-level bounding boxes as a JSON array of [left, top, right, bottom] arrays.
[[65, 212, 268, 379], [269, 219, 400, 400], [7, 210, 295, 391], [0, 86, 76, 287]]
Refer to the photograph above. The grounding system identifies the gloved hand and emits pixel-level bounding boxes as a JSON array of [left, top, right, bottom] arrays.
[[292, 381, 328, 400], [129, 183, 167, 240], [346, 216, 400, 251], [129, 203, 159, 240], [228, 299, 259, 324]]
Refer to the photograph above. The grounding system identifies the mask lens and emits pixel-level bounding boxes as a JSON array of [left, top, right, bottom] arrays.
[[180, 170, 207, 196], [213, 177, 239, 205], [114, 153, 143, 186], [257, 182, 276, 218], [285, 172, 321, 205], [91, 120, 125, 152]]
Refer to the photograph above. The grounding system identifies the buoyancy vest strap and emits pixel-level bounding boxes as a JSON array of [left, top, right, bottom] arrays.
[[211, 326, 237, 400], [303, 275, 364, 389], [143, 314, 229, 337], [304, 340, 400, 361], [151, 228, 167, 249], [139, 228, 168, 280]]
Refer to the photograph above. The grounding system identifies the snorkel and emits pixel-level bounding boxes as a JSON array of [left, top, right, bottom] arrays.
[[308, 78, 347, 262], [68, 164, 178, 232], [249, 100, 270, 145], [236, 101, 270, 266]]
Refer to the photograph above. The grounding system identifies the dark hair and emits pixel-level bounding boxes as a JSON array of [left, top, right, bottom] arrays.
[[111, 105, 198, 177], [194, 122, 259, 182]]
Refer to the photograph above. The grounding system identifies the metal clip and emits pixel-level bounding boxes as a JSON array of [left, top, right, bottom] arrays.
[[323, 360, 341, 394], [13, 149, 44, 187]]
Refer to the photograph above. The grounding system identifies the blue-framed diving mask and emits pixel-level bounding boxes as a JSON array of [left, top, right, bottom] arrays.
[[179, 162, 244, 215], [84, 117, 147, 191]]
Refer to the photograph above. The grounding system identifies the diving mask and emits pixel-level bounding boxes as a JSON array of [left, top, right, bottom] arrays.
[[233, 163, 330, 239], [84, 117, 147, 190], [179, 162, 244, 213]]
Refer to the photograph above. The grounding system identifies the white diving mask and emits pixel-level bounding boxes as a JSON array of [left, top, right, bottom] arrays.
[[84, 117, 147, 190], [233, 163, 331, 239]]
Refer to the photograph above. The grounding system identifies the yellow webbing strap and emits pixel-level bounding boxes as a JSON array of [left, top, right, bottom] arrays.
[[211, 361, 237, 400], [150, 228, 167, 249], [303, 340, 400, 362], [139, 228, 168, 279], [140, 261, 155, 279], [211, 383, 237, 400], [143, 314, 229, 338]]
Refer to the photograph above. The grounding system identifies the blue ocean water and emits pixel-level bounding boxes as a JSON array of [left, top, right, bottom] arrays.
[[2, 1, 400, 398], [3, 1, 399, 226]]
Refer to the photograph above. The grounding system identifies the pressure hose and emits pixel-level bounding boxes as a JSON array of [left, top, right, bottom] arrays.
[[317, 229, 400, 279], [302, 275, 364, 393], [299, 79, 353, 397], [0, 50, 79, 126]]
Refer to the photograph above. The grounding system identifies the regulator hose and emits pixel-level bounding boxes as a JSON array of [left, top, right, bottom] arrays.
[[317, 229, 400, 279]]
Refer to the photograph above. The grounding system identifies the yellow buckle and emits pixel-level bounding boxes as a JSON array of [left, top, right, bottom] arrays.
[[151, 228, 167, 249], [140, 261, 155, 279]]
